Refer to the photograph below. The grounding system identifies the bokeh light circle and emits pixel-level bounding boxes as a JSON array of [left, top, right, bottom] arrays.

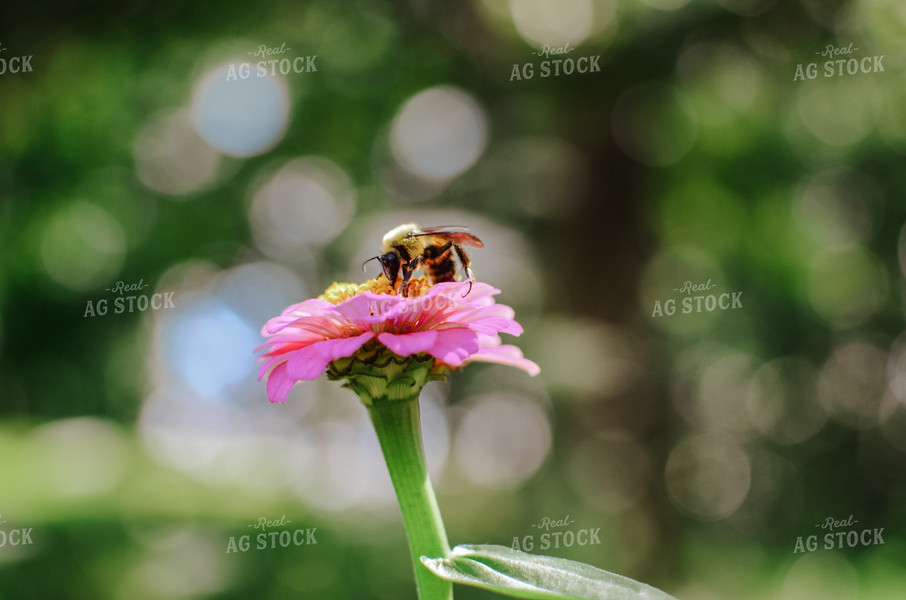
[[792, 168, 878, 251], [31, 418, 130, 499], [390, 86, 489, 182], [806, 247, 887, 329], [40, 202, 127, 292], [161, 301, 260, 401], [794, 81, 877, 148], [782, 553, 858, 600], [677, 42, 761, 127], [250, 156, 356, 260], [715, 0, 778, 16], [817, 341, 887, 430], [665, 432, 751, 521], [640, 0, 690, 11], [896, 223, 906, 281], [567, 431, 651, 513], [134, 109, 221, 196], [191, 63, 291, 157], [453, 392, 551, 489], [745, 358, 826, 445], [530, 317, 641, 401], [508, 0, 594, 47], [887, 331, 906, 405]]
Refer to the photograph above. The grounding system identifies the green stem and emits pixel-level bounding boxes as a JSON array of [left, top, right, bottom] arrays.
[[367, 396, 453, 600]]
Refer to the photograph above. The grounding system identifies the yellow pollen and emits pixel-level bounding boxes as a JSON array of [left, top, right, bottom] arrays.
[[319, 276, 431, 305]]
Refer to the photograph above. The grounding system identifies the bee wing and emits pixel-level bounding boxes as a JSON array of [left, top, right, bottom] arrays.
[[409, 226, 484, 248], [417, 225, 469, 232]]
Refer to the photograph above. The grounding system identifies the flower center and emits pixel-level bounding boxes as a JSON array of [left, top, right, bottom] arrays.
[[319, 276, 432, 305]]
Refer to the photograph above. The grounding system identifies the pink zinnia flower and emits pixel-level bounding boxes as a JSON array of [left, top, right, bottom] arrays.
[[257, 279, 540, 404]]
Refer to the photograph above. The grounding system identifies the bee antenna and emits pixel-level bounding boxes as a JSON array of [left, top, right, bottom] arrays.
[[362, 256, 380, 272]]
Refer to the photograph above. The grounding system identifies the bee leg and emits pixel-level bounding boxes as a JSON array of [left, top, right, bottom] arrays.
[[399, 269, 411, 298], [452, 244, 474, 297], [399, 255, 423, 298], [463, 270, 474, 296]]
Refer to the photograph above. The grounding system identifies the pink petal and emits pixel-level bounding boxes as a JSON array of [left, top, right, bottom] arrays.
[[378, 330, 439, 356], [468, 344, 541, 376], [315, 331, 374, 361], [336, 293, 403, 326], [286, 345, 329, 381], [255, 334, 319, 356], [286, 332, 375, 381], [427, 280, 499, 304], [476, 332, 503, 347], [439, 302, 522, 336], [427, 327, 480, 366], [258, 354, 287, 380], [461, 315, 522, 336], [265, 362, 296, 404], [263, 299, 334, 334]]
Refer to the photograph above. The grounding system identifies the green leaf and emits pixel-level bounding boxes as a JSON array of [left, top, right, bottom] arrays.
[[420, 544, 677, 600]]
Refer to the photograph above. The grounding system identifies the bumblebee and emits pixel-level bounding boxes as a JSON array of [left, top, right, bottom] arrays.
[[364, 223, 484, 297]]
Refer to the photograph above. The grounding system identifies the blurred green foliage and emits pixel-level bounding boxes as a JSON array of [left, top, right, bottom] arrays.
[[3, 0, 906, 598]]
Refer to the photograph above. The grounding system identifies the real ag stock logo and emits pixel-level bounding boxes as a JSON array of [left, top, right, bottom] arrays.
[[793, 42, 885, 81], [225, 42, 317, 81], [226, 514, 318, 553], [510, 514, 601, 553], [83, 278, 175, 318], [793, 514, 885, 553], [0, 42, 34, 76], [0, 514, 35, 550], [650, 278, 743, 318], [509, 42, 602, 81]]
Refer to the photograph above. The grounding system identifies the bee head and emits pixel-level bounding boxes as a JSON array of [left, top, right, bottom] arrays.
[[362, 252, 402, 286], [378, 252, 401, 283]]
